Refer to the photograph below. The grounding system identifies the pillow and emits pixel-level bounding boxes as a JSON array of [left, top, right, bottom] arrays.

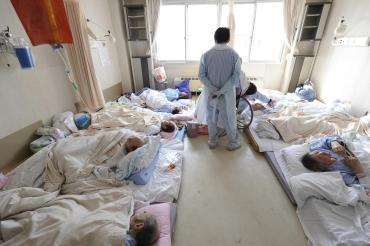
[[116, 136, 161, 181], [280, 143, 313, 177], [134, 203, 177, 246], [52, 111, 78, 135], [290, 172, 361, 208]]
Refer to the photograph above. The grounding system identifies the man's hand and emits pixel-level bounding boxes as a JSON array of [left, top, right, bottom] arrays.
[[331, 141, 346, 156], [344, 155, 367, 178]]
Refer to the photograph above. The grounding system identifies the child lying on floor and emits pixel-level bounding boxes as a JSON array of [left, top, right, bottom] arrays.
[[126, 212, 159, 246]]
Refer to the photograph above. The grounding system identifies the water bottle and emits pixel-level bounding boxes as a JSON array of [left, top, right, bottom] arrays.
[[13, 37, 34, 68]]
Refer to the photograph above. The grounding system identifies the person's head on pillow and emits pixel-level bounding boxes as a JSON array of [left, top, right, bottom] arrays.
[[125, 136, 145, 153], [161, 121, 176, 133], [129, 212, 159, 246], [243, 82, 257, 96], [301, 150, 336, 172], [171, 107, 180, 114]]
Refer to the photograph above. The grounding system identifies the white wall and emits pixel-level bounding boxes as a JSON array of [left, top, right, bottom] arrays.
[[0, 0, 76, 138], [79, 0, 124, 91], [311, 0, 370, 117], [108, 0, 133, 92], [162, 62, 284, 90]]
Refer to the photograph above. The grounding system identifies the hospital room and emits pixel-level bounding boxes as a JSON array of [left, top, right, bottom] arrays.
[[1, 0, 370, 245]]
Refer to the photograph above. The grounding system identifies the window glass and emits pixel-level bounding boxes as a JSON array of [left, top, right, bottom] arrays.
[[157, 5, 185, 61], [187, 4, 218, 60], [221, 4, 255, 59], [249, 2, 284, 62]]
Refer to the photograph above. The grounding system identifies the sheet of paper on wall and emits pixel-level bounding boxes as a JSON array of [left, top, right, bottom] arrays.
[[98, 46, 111, 66]]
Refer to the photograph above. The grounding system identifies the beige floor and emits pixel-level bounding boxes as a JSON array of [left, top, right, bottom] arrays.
[[173, 133, 308, 246]]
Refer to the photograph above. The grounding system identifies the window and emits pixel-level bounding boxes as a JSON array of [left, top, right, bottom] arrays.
[[221, 4, 255, 60], [157, 1, 284, 63], [187, 4, 218, 60], [249, 2, 285, 62], [157, 5, 185, 61]]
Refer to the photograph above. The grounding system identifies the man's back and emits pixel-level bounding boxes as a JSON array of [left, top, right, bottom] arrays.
[[202, 45, 239, 89]]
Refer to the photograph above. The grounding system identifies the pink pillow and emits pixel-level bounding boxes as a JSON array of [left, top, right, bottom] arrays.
[[135, 203, 176, 246]]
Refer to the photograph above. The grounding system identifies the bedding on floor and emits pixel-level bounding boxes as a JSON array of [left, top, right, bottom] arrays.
[[1, 129, 139, 245], [89, 104, 166, 135], [274, 134, 370, 245]]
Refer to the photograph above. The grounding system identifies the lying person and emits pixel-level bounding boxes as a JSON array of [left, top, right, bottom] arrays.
[[125, 136, 145, 153], [255, 111, 370, 143], [159, 120, 178, 139], [139, 89, 183, 114], [236, 73, 275, 112], [301, 135, 367, 186], [162, 88, 189, 101], [126, 212, 160, 246]]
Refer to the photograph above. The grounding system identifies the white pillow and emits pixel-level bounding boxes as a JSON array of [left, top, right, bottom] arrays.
[[290, 172, 361, 208], [281, 143, 313, 177]]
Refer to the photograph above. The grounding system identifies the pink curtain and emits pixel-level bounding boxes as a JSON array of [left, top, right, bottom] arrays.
[[64, 0, 105, 111]]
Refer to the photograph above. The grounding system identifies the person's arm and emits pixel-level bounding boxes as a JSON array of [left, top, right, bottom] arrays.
[[214, 57, 242, 95], [198, 55, 218, 93], [344, 155, 367, 178], [251, 91, 270, 104], [331, 140, 346, 156]]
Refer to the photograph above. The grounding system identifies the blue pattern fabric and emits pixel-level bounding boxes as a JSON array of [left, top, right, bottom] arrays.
[[309, 135, 359, 186]]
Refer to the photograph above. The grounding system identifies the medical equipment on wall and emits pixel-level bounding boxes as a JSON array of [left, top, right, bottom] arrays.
[[0, 27, 34, 68]]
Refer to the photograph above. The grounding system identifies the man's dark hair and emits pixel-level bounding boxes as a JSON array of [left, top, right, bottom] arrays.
[[243, 82, 257, 96], [214, 27, 230, 44], [136, 215, 159, 246], [301, 153, 326, 172], [161, 121, 175, 133], [172, 108, 180, 114]]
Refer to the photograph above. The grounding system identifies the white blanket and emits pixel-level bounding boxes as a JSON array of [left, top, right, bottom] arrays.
[[270, 112, 369, 143], [90, 104, 162, 135], [0, 187, 133, 246], [139, 89, 188, 112], [1, 129, 138, 245], [290, 172, 370, 208]]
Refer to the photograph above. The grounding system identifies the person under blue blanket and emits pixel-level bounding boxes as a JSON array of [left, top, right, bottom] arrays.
[[301, 135, 367, 186], [126, 212, 159, 246]]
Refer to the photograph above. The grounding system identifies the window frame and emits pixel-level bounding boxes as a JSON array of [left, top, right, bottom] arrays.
[[157, 0, 284, 64]]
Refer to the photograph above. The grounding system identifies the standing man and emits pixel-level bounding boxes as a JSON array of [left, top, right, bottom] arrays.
[[199, 27, 242, 151]]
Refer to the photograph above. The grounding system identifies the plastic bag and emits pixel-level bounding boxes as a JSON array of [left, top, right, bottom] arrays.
[[295, 80, 316, 102], [175, 80, 191, 99], [30, 136, 55, 153], [152, 66, 167, 83]]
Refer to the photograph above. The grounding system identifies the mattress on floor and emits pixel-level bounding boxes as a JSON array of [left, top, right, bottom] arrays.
[[264, 151, 296, 205], [298, 197, 370, 245], [131, 138, 184, 209], [2, 137, 184, 210], [245, 122, 289, 152]]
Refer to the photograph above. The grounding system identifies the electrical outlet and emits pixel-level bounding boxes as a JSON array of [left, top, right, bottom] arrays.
[[332, 36, 370, 47]]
